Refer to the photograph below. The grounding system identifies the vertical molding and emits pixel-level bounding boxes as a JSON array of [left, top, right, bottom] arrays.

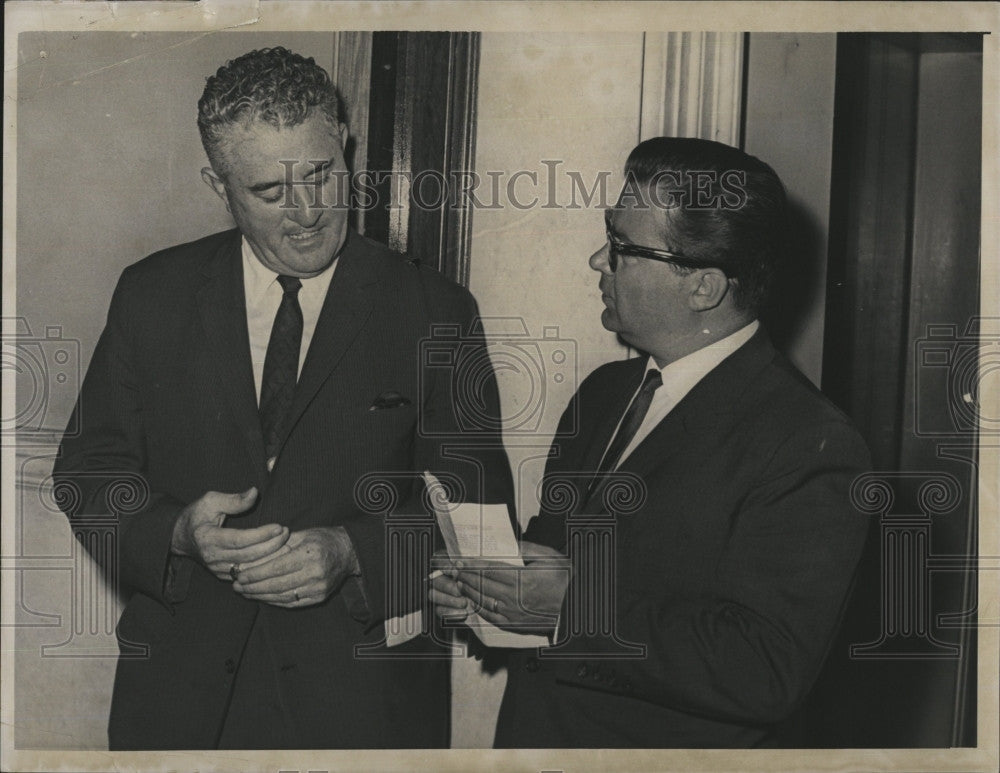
[[438, 33, 479, 287], [640, 32, 744, 146], [332, 32, 373, 235], [362, 32, 480, 284], [389, 38, 415, 254]]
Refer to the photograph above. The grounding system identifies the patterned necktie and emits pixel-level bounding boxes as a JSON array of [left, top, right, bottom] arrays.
[[587, 368, 663, 498], [259, 275, 303, 462]]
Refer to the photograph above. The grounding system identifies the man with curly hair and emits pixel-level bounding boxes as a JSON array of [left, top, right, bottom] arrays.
[[54, 46, 512, 750]]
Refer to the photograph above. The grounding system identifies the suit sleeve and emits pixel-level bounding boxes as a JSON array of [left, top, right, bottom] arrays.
[[53, 269, 190, 608], [340, 279, 514, 630], [543, 418, 871, 726]]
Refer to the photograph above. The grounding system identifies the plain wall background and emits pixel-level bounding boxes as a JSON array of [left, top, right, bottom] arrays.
[[12, 30, 839, 749], [743, 33, 837, 384]]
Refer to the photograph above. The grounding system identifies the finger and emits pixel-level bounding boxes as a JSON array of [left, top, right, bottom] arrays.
[[238, 542, 293, 570], [234, 564, 307, 595], [455, 562, 519, 587], [456, 569, 514, 599], [471, 605, 510, 626], [238, 588, 311, 607], [221, 530, 290, 566], [429, 586, 469, 610], [211, 523, 287, 551], [429, 573, 464, 599], [233, 550, 302, 585], [456, 577, 525, 624], [455, 576, 495, 611], [237, 575, 323, 605], [204, 487, 258, 516], [208, 540, 291, 582]]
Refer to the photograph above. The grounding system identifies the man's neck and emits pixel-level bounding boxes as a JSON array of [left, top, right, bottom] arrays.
[[646, 314, 757, 368]]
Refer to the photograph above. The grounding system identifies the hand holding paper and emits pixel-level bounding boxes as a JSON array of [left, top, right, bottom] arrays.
[[449, 542, 570, 636], [424, 472, 569, 647]]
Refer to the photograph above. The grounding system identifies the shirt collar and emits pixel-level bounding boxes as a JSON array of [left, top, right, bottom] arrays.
[[647, 320, 760, 402], [241, 237, 338, 305]]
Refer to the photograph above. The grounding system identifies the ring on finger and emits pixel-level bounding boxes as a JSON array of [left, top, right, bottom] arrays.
[[293, 591, 300, 602], [491, 597, 499, 613], [229, 563, 240, 581]]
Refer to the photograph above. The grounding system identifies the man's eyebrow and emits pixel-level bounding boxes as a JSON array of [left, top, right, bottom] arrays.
[[303, 157, 336, 178], [247, 157, 337, 193], [248, 179, 283, 193]]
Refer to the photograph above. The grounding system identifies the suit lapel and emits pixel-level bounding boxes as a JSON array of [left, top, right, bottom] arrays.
[[580, 360, 647, 474], [586, 328, 778, 513], [195, 233, 267, 477], [576, 359, 646, 513], [273, 231, 377, 457]]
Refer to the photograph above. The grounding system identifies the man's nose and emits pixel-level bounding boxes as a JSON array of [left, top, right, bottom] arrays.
[[589, 243, 612, 275], [286, 185, 322, 227]]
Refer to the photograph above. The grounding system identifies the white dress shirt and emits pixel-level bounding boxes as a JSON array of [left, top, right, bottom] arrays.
[[241, 238, 338, 403], [606, 320, 760, 468]]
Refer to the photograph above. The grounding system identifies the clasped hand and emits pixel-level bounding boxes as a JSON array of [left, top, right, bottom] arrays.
[[428, 542, 571, 635], [171, 487, 358, 608]]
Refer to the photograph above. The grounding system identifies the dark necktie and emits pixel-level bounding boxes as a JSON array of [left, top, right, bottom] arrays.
[[587, 368, 663, 498], [259, 275, 303, 462]]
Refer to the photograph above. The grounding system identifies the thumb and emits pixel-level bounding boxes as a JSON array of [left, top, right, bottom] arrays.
[[213, 486, 259, 516]]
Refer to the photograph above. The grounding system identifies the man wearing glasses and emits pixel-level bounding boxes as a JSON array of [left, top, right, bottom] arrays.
[[431, 137, 871, 747]]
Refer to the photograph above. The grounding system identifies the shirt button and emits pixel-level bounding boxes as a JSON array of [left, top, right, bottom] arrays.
[[224, 658, 236, 674]]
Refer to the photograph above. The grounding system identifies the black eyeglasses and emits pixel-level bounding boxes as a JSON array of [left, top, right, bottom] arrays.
[[604, 209, 728, 274]]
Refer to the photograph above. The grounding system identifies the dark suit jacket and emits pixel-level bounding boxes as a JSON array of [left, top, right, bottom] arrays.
[[495, 329, 870, 748], [54, 229, 512, 750]]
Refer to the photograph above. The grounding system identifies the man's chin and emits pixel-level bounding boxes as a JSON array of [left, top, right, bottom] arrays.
[[600, 309, 621, 332]]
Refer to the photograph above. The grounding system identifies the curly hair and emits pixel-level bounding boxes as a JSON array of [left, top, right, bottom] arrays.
[[198, 47, 343, 174]]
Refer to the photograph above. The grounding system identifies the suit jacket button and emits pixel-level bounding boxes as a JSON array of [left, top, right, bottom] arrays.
[[623, 677, 632, 690], [525, 657, 540, 673], [576, 664, 589, 678], [224, 658, 236, 674]]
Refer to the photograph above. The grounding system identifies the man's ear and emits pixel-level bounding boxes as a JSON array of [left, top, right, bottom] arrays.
[[201, 167, 230, 212], [688, 268, 731, 311]]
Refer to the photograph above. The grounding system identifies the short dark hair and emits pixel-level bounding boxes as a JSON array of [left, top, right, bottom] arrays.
[[624, 137, 788, 312], [197, 47, 343, 174]]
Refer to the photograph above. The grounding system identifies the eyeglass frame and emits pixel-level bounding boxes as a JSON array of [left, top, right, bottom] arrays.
[[603, 209, 732, 274]]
